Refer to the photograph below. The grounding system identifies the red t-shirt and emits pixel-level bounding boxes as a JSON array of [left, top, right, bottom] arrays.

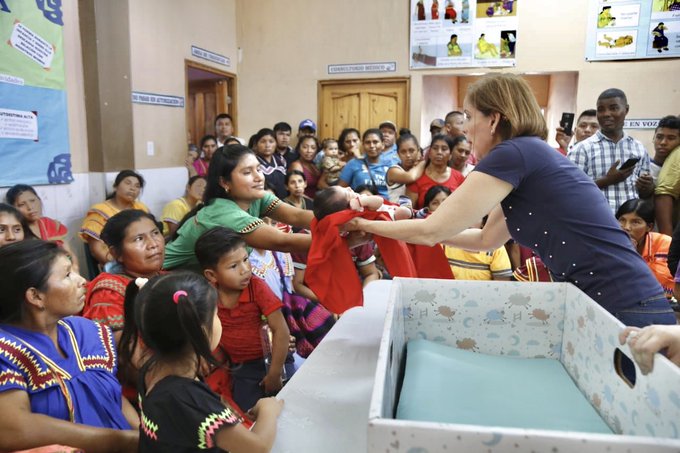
[[217, 276, 283, 363], [407, 170, 465, 209]]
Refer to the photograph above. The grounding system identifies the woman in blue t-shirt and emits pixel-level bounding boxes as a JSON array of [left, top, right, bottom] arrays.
[[339, 129, 390, 199], [345, 73, 674, 328]]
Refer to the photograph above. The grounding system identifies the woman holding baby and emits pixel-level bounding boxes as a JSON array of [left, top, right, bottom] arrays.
[[345, 73, 674, 328]]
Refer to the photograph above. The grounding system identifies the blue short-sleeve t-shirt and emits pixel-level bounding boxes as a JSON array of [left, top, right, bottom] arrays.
[[339, 158, 389, 198], [473, 136, 663, 313]]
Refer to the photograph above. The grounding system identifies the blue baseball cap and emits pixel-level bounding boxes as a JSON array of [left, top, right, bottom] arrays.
[[299, 119, 317, 131]]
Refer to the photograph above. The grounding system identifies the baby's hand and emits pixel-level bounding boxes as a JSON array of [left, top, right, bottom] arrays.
[[349, 195, 364, 211]]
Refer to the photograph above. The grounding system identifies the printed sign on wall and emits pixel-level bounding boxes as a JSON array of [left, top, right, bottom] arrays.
[[586, 0, 680, 61], [0, 1, 72, 186], [409, 0, 518, 69]]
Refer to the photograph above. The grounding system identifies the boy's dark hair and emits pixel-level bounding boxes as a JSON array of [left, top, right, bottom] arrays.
[[5, 184, 38, 206], [0, 240, 68, 323], [657, 115, 680, 133], [577, 109, 597, 121], [118, 272, 219, 377], [273, 122, 292, 133], [285, 169, 306, 185], [215, 113, 233, 124], [195, 226, 246, 270], [101, 209, 160, 251], [424, 185, 452, 209], [313, 188, 349, 220]]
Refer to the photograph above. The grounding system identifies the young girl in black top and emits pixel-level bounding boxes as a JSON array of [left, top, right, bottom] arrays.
[[120, 272, 283, 452]]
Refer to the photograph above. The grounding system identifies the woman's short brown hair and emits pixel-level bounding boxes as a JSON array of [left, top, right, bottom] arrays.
[[465, 73, 548, 141]]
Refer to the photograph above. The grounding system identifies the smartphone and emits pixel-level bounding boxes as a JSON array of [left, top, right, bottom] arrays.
[[619, 157, 640, 171], [560, 112, 575, 136]]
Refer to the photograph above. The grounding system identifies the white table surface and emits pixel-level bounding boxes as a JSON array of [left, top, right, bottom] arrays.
[[271, 280, 392, 453]]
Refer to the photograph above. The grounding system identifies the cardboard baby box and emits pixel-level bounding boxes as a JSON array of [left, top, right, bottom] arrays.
[[368, 278, 680, 452]]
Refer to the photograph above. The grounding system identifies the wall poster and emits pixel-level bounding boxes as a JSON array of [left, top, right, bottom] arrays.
[[586, 0, 680, 61], [0, 1, 72, 186], [410, 0, 518, 69]]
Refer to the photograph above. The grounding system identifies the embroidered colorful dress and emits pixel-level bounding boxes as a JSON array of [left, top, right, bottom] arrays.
[[139, 375, 241, 452], [82, 273, 132, 331], [37, 217, 68, 246], [0, 317, 129, 429], [257, 154, 288, 200], [79, 200, 150, 242]]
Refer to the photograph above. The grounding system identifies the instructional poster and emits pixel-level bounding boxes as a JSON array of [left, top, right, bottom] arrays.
[[586, 0, 680, 61], [410, 0, 518, 69], [0, 1, 72, 186]]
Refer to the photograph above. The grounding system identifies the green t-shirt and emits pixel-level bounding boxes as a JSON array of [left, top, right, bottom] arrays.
[[163, 194, 281, 271]]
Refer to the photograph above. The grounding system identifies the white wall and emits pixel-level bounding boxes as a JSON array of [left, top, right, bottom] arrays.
[[0, 168, 187, 270]]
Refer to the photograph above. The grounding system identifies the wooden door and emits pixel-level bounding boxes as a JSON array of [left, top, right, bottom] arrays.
[[318, 78, 410, 140], [185, 61, 236, 146]]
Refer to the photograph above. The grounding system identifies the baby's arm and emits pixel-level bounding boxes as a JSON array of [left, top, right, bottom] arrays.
[[356, 195, 385, 211]]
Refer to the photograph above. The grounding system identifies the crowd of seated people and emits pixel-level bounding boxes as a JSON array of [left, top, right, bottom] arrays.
[[1, 88, 680, 452]]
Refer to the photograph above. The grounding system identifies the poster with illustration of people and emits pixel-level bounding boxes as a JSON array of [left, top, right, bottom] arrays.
[[410, 0, 518, 69], [586, 0, 680, 60]]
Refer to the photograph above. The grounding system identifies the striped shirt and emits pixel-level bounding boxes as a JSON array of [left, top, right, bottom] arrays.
[[567, 130, 650, 213], [444, 246, 513, 280]]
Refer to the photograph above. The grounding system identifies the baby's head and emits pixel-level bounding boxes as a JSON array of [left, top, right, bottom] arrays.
[[322, 138, 339, 158], [314, 186, 356, 220]]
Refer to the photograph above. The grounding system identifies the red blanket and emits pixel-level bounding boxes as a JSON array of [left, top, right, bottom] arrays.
[[306, 210, 452, 314]]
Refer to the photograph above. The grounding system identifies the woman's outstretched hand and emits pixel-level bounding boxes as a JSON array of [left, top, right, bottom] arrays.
[[619, 325, 680, 375], [342, 217, 370, 233]]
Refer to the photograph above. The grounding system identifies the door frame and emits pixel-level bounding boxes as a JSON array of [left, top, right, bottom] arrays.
[[184, 60, 238, 143], [317, 76, 411, 134]]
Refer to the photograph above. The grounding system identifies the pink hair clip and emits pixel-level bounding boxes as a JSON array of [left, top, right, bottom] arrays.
[[172, 290, 188, 304]]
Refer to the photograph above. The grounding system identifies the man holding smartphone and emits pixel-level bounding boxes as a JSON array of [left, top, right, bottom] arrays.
[[568, 88, 653, 213], [555, 109, 599, 154]]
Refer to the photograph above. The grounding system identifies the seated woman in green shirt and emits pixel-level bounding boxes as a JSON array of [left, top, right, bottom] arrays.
[[164, 145, 314, 271]]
